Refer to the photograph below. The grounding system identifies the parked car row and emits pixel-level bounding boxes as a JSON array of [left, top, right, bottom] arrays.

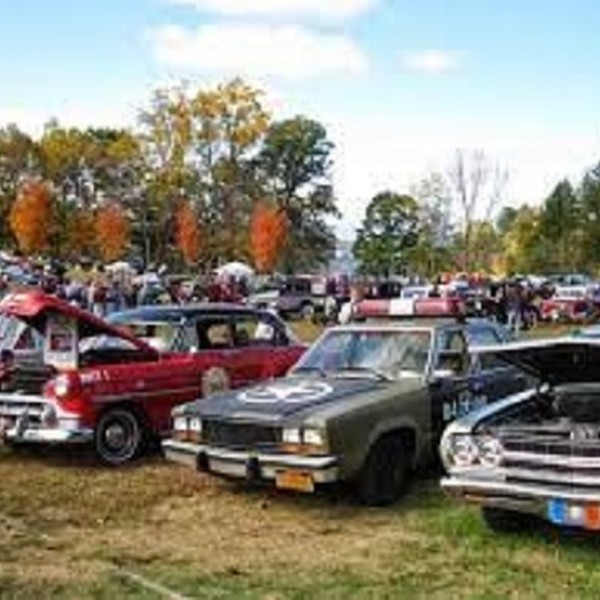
[[2, 291, 600, 538]]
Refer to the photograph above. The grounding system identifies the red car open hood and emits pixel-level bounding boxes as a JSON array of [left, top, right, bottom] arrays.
[[0, 291, 157, 356]]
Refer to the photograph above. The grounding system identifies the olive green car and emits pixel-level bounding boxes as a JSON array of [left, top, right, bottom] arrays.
[[163, 318, 526, 505]]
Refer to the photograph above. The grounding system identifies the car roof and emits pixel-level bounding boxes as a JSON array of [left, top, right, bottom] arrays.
[[108, 303, 269, 323]]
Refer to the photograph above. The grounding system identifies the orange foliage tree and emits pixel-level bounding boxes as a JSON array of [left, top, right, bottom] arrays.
[[175, 200, 201, 265], [250, 201, 288, 273], [95, 201, 130, 261], [9, 180, 53, 254]]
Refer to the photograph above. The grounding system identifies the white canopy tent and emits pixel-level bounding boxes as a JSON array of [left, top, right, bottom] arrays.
[[215, 261, 255, 280]]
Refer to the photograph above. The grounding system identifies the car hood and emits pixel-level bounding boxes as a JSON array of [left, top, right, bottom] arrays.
[[474, 337, 600, 385], [0, 290, 156, 355], [184, 376, 383, 421]]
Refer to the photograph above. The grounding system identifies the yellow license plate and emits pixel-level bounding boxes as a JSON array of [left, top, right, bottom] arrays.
[[275, 470, 315, 493]]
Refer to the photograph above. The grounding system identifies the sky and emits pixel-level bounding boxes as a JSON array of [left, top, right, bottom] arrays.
[[2, 0, 600, 237]]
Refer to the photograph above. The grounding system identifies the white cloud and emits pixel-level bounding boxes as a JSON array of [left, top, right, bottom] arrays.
[[149, 23, 367, 80], [401, 50, 461, 75], [167, 0, 376, 19], [324, 114, 600, 232]]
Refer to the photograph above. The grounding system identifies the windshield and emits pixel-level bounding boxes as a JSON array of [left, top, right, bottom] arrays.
[[293, 329, 432, 380]]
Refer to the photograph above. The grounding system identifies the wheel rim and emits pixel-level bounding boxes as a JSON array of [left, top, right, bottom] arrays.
[[98, 411, 140, 464]]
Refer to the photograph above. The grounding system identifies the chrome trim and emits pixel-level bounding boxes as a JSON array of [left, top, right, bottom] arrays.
[[442, 476, 600, 503], [4, 425, 93, 444], [504, 450, 600, 470], [162, 439, 340, 484], [505, 467, 600, 487]]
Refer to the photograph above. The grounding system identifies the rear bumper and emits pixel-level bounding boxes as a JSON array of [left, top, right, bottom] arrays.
[[162, 439, 340, 485], [441, 476, 600, 518]]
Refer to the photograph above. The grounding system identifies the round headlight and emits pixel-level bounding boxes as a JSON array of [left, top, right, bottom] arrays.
[[477, 436, 503, 468], [449, 435, 480, 468], [53, 375, 70, 398]]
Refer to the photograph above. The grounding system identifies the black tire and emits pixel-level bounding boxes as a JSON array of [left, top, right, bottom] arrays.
[[357, 435, 410, 506], [94, 408, 144, 466], [481, 507, 532, 533]]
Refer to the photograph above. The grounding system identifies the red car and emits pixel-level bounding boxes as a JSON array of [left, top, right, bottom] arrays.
[[0, 291, 305, 464], [539, 287, 596, 323]]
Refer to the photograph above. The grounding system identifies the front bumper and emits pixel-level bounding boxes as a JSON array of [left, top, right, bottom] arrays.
[[1, 415, 93, 445], [162, 439, 340, 486], [442, 476, 600, 519]]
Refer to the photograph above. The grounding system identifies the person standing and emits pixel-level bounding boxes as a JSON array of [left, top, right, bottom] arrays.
[[338, 282, 364, 324]]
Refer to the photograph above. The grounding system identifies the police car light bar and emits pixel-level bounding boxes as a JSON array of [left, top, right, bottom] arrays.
[[354, 297, 465, 319]]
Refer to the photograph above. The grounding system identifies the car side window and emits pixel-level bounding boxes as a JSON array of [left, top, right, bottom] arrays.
[[196, 319, 233, 350], [15, 327, 37, 351], [467, 326, 505, 370], [435, 329, 469, 376], [232, 316, 259, 347]]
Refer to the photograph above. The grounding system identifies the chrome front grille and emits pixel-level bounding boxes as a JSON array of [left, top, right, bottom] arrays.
[[0, 394, 45, 427], [500, 429, 600, 490]]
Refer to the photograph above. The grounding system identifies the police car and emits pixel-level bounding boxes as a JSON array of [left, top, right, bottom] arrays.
[[163, 297, 527, 505]]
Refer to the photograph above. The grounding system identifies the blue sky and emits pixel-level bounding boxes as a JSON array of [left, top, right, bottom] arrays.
[[2, 0, 600, 233]]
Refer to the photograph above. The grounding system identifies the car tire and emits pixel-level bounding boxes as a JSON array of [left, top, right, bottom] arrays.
[[481, 507, 532, 533], [357, 435, 410, 506], [95, 408, 144, 466]]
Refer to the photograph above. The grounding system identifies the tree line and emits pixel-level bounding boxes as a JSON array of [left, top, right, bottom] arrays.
[[0, 79, 338, 273], [353, 150, 600, 278]]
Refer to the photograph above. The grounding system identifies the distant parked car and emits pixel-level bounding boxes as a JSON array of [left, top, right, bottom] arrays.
[[540, 286, 596, 323]]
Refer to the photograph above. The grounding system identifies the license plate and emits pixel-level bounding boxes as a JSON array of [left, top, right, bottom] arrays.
[[275, 470, 315, 493], [548, 499, 600, 530]]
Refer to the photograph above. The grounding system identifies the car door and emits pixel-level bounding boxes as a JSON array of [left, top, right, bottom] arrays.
[[230, 312, 274, 384], [466, 322, 529, 401], [429, 327, 475, 441]]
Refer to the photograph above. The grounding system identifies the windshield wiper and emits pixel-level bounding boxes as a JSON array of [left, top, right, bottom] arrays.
[[334, 366, 392, 382]]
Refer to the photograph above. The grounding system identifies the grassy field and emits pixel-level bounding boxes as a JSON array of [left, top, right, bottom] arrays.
[[1, 322, 598, 600]]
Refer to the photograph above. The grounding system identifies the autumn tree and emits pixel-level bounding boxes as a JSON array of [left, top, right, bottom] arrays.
[[250, 201, 288, 273], [9, 180, 52, 254], [256, 116, 338, 272], [191, 78, 270, 263], [175, 201, 201, 265], [0, 125, 39, 247], [95, 201, 130, 262]]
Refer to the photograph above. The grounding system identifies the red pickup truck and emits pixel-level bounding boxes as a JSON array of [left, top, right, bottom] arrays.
[[0, 291, 305, 464]]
